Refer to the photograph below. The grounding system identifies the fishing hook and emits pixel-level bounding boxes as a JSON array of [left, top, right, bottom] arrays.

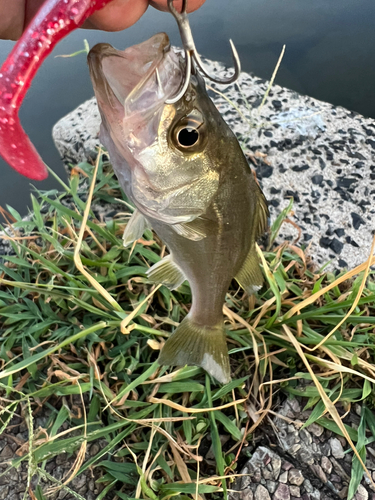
[[166, 0, 241, 104]]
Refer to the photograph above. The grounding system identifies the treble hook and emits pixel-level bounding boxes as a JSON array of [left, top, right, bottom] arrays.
[[166, 0, 241, 104]]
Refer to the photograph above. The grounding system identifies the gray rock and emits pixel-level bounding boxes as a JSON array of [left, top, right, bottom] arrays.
[[272, 457, 282, 481], [255, 484, 271, 500], [299, 429, 312, 446], [310, 490, 321, 500], [289, 486, 301, 497], [329, 438, 345, 459], [303, 479, 314, 493], [273, 483, 290, 500], [307, 423, 324, 437], [321, 456, 332, 475], [0, 486, 9, 500], [288, 469, 304, 486], [279, 471, 289, 484], [355, 484, 369, 500], [309, 464, 327, 483], [0, 444, 13, 459], [267, 481, 278, 494]]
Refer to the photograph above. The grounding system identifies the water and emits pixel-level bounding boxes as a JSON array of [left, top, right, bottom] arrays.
[[0, 0, 374, 215]]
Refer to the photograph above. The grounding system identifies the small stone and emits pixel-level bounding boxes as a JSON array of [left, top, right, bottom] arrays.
[[311, 174, 324, 185], [241, 490, 254, 500], [337, 436, 347, 447], [330, 237, 343, 254], [273, 483, 290, 500], [0, 486, 9, 500], [298, 450, 314, 466], [303, 479, 314, 493], [271, 458, 282, 480], [338, 486, 348, 499], [267, 481, 278, 494], [330, 474, 341, 483], [7, 468, 18, 482], [253, 469, 262, 483], [329, 437, 345, 459], [354, 484, 368, 500], [320, 442, 331, 457], [0, 445, 13, 459], [285, 399, 301, 417], [330, 457, 351, 481], [263, 465, 274, 481], [309, 464, 327, 483], [289, 486, 300, 497], [56, 452, 69, 465], [289, 469, 304, 486], [320, 236, 334, 249], [290, 444, 302, 454], [282, 462, 293, 471], [307, 423, 324, 437], [299, 428, 312, 445], [321, 456, 332, 474], [310, 490, 321, 500], [90, 443, 101, 456], [255, 484, 271, 500], [351, 212, 365, 230], [279, 471, 288, 483]]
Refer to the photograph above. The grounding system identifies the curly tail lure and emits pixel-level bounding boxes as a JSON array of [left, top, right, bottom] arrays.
[[0, 0, 113, 180], [0, 0, 240, 180]]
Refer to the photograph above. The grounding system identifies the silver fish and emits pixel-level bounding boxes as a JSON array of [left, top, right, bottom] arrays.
[[88, 33, 268, 384]]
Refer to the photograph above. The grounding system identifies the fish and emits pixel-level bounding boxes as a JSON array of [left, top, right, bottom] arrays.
[[88, 33, 269, 384]]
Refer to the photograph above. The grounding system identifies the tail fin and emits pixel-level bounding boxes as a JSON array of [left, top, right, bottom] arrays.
[[158, 316, 231, 384]]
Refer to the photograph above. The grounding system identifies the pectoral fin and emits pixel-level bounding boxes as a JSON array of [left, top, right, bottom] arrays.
[[235, 247, 263, 295], [171, 218, 208, 241], [147, 255, 186, 290], [122, 210, 150, 247]]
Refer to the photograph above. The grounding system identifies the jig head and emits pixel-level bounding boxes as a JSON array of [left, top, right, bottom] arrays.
[[0, 0, 113, 180], [166, 0, 241, 104]]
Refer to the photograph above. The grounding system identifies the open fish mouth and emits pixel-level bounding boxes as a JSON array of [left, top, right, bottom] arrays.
[[88, 33, 183, 153]]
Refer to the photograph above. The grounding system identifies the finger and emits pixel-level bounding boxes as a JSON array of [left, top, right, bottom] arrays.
[[0, 0, 26, 40], [150, 0, 206, 13], [82, 0, 149, 31]]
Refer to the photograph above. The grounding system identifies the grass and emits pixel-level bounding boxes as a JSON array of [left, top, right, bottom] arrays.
[[0, 150, 375, 500]]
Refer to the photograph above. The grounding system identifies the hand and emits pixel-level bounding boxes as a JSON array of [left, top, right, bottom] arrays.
[[0, 0, 206, 41]]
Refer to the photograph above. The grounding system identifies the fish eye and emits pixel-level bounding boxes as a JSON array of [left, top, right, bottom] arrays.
[[177, 127, 199, 148], [170, 111, 207, 153]]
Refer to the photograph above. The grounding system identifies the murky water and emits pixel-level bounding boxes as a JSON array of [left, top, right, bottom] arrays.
[[0, 0, 374, 215]]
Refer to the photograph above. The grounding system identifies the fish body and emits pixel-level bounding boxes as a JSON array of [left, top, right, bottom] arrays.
[[88, 34, 268, 383]]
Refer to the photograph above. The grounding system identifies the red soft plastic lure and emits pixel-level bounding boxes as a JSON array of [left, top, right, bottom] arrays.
[[0, 0, 113, 180]]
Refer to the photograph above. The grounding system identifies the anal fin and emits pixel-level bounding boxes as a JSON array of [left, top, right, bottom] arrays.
[[146, 255, 186, 290], [122, 210, 150, 247], [158, 315, 230, 384], [235, 247, 263, 295]]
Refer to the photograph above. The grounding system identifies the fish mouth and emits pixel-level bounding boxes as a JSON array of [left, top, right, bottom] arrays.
[[88, 34, 182, 142]]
